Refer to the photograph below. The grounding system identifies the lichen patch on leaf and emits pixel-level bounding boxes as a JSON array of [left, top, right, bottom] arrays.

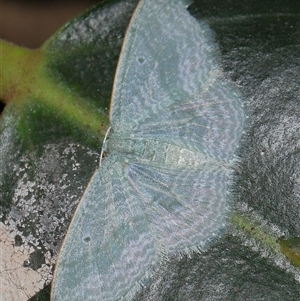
[[0, 222, 53, 301]]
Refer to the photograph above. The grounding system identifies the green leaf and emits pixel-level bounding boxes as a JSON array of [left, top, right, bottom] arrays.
[[1, 0, 299, 300]]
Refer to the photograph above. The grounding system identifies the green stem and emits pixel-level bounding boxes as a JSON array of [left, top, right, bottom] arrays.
[[0, 39, 109, 141], [0, 39, 36, 102], [231, 212, 281, 254], [231, 212, 300, 267]]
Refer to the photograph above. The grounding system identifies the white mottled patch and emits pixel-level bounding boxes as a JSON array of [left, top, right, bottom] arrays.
[[0, 222, 53, 301], [1, 137, 99, 299]]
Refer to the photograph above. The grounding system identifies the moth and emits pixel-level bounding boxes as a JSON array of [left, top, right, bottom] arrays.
[[51, 0, 245, 300]]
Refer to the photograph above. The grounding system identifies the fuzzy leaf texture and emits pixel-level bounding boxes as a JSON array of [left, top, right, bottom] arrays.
[[0, 0, 299, 300]]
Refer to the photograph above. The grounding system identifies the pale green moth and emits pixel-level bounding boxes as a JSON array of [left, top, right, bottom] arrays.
[[51, 0, 245, 300]]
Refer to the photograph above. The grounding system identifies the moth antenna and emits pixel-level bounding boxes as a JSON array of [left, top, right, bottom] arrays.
[[99, 126, 111, 167]]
